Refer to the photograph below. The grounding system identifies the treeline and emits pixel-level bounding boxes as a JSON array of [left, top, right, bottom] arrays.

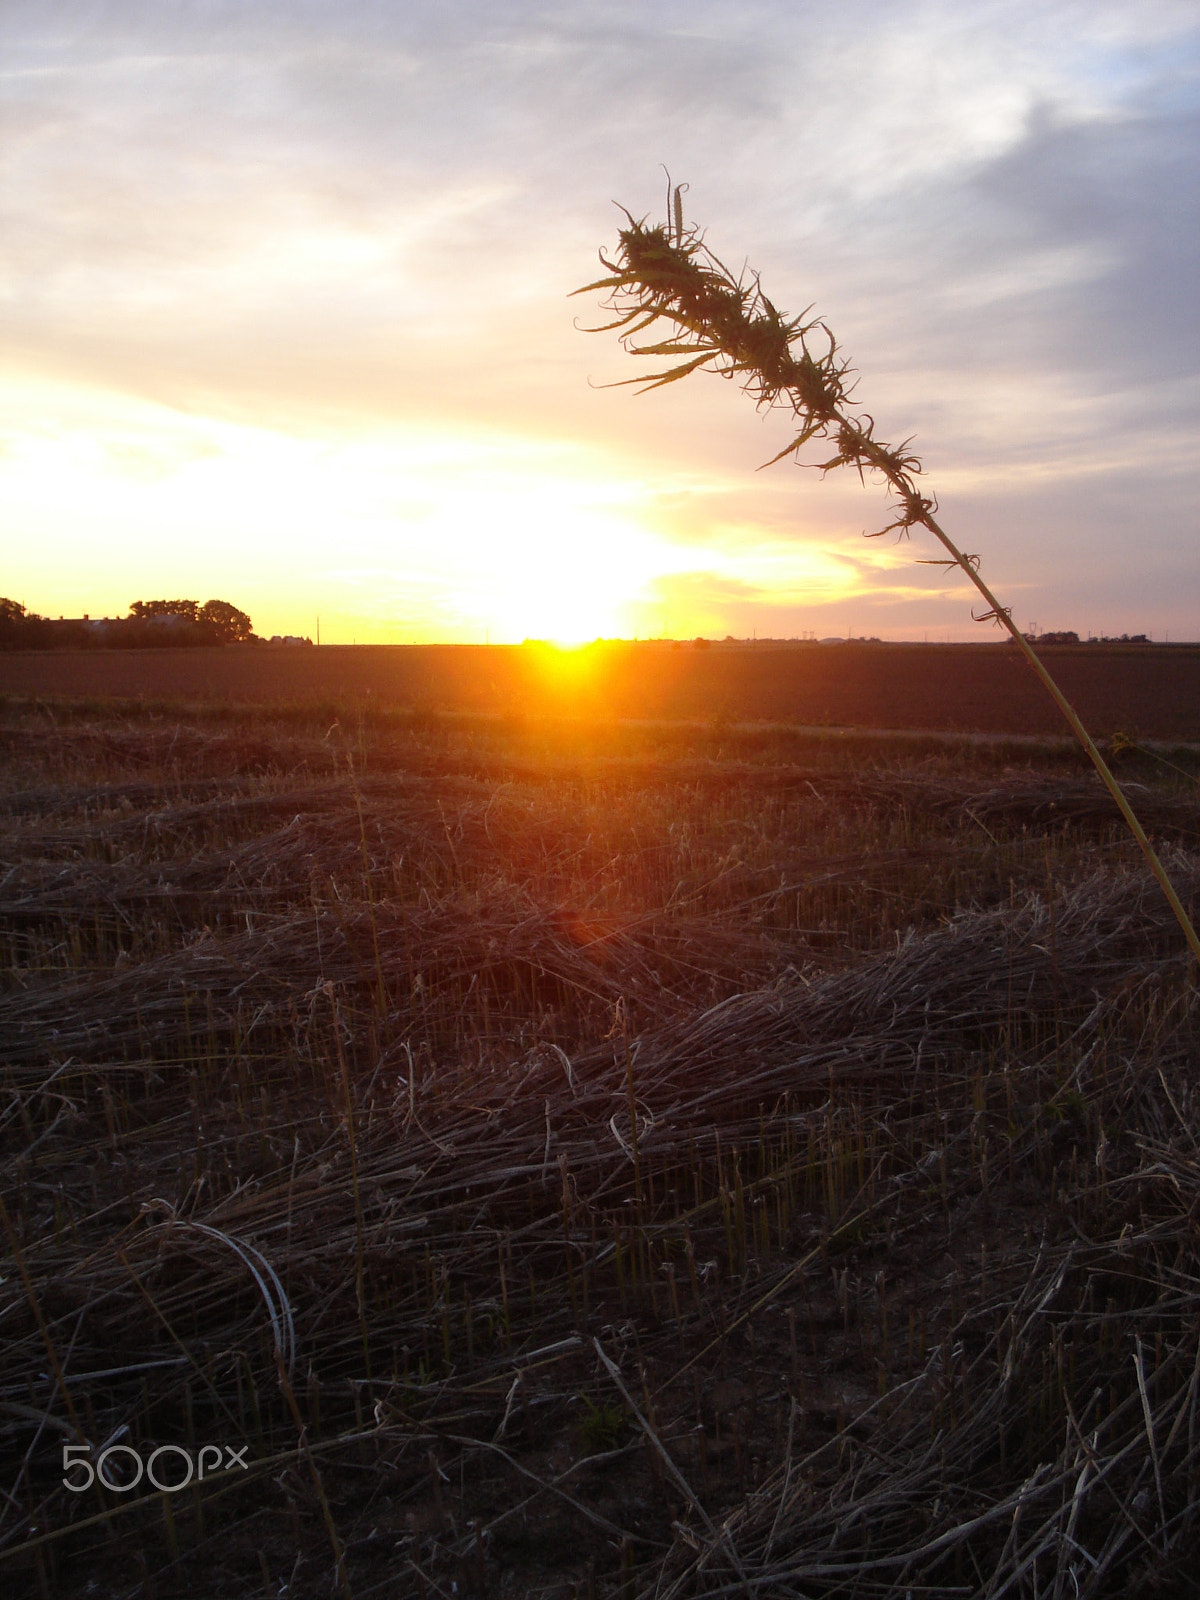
[[0, 598, 255, 650], [1012, 630, 1152, 646]]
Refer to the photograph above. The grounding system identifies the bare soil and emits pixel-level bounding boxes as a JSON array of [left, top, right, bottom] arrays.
[[2, 640, 1199, 740]]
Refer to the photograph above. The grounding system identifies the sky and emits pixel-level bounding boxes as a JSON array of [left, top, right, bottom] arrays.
[[2, 0, 1197, 645]]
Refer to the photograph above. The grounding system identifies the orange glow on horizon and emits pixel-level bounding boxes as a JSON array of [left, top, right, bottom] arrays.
[[0, 375, 888, 645]]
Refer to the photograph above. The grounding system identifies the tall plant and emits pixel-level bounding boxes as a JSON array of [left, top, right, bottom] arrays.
[[576, 185, 1199, 967]]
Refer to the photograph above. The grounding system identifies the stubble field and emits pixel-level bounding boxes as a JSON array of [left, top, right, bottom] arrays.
[[1, 684, 1198, 1598]]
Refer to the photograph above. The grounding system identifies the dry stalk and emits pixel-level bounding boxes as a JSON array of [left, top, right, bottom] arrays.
[[575, 185, 1200, 970], [593, 1338, 751, 1595], [3, 709, 1199, 1596]]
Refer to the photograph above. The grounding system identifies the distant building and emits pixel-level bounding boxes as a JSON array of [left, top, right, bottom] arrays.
[[53, 615, 121, 638]]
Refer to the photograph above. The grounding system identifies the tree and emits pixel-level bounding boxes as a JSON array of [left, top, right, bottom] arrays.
[[0, 598, 55, 650], [198, 600, 253, 643], [129, 599, 200, 623], [0, 597, 26, 645]]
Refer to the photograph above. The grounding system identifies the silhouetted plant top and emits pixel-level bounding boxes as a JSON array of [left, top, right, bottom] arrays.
[[575, 196, 935, 542], [574, 185, 1200, 969]]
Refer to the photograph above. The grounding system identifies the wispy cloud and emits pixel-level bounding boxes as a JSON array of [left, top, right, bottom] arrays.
[[0, 0, 1195, 639]]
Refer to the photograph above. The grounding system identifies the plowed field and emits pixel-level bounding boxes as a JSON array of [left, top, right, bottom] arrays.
[[2, 640, 1199, 739]]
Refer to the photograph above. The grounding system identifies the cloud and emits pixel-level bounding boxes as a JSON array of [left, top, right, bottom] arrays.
[[0, 1, 1196, 637], [968, 104, 1200, 383]]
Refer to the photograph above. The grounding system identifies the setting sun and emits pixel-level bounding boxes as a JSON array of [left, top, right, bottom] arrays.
[[0, 378, 692, 643], [422, 488, 692, 645]]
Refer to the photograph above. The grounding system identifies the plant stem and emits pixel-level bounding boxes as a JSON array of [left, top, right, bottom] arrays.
[[917, 509, 1200, 968], [577, 190, 1200, 969]]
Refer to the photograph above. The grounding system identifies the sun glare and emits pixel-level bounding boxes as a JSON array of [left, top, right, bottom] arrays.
[[0, 380, 699, 640], [0, 377, 868, 643], [469, 510, 671, 645], [382, 474, 697, 645]]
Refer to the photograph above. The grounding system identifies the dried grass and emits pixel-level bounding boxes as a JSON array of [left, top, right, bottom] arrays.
[[1, 705, 1197, 1596]]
